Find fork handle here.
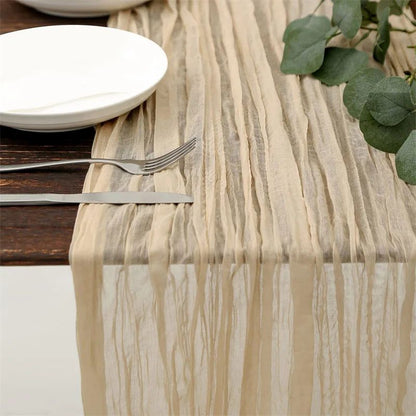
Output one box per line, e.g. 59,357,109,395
0,158,117,172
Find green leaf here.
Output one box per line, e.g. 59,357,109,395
366,77,415,126
378,0,410,15
313,47,369,86
332,0,362,39
281,15,334,75
373,7,390,64
359,103,415,153
361,1,378,25
343,68,385,118
396,130,416,185
410,82,416,106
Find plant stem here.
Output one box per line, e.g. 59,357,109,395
312,0,325,14
403,12,416,26
352,31,371,47
391,27,416,33
407,69,416,85
327,31,342,41
360,26,416,34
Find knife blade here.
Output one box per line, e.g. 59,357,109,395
0,192,193,206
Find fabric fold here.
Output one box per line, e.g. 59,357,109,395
70,1,416,414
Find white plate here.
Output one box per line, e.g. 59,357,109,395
0,25,167,132
15,0,150,17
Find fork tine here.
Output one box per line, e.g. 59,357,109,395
143,138,196,168
143,142,196,173
143,138,196,167
144,140,196,169
143,140,196,173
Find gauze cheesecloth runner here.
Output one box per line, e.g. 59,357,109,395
70,0,416,414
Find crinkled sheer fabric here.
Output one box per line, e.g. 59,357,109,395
70,0,416,414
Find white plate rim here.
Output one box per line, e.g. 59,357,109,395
0,25,168,131
15,0,150,16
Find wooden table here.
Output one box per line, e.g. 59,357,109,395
0,0,107,265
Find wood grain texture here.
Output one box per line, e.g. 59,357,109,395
0,1,107,265
0,127,96,264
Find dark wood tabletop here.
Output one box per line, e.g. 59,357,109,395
0,0,107,265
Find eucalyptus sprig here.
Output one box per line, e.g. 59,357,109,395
281,0,416,185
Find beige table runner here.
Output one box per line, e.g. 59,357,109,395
70,0,416,414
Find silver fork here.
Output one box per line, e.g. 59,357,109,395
0,137,197,175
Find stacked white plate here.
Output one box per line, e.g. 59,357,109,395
0,25,168,132
15,0,150,17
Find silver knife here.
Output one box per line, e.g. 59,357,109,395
0,192,193,206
